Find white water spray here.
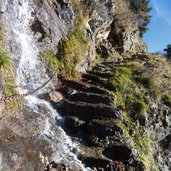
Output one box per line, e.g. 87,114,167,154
8,0,90,170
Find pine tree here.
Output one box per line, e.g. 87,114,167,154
164,44,171,60
130,0,151,37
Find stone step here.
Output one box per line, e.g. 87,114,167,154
63,116,86,138
56,100,121,121
93,65,112,73
78,146,112,169
85,120,123,137
87,70,114,79
86,133,122,147
59,77,110,95
82,74,108,85
102,145,133,161
57,87,114,105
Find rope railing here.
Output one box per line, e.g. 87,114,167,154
0,70,58,103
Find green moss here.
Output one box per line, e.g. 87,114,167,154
109,67,134,91
0,25,19,113
137,135,150,154
57,27,88,78
41,51,60,71
41,27,88,79
126,94,147,113
71,0,85,26
0,51,12,72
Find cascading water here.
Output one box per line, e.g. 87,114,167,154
6,0,90,170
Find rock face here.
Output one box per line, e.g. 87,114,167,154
108,0,147,53
109,20,147,53
1,0,75,55
80,0,115,60
31,0,75,52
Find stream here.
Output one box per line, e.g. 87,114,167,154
5,0,89,170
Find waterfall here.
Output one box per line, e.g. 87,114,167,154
7,0,90,170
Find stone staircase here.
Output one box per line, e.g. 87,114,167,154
49,60,140,171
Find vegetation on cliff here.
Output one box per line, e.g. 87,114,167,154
0,25,16,97
0,25,19,112
107,53,171,170
130,0,152,37
115,0,151,38
41,27,88,79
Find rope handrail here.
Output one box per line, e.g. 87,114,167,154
0,70,58,103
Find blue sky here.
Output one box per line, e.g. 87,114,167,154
143,0,171,53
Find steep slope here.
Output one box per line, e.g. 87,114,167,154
0,0,170,171
48,53,171,171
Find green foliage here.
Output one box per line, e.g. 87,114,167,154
108,54,167,171
3,79,17,96
0,26,17,100
137,135,150,153
71,0,85,26
41,51,59,71
42,27,88,79
126,94,146,113
131,0,151,13
109,67,133,91
108,66,148,116
5,99,23,114
57,27,88,78
0,51,12,72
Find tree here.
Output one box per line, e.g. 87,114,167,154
164,44,171,60
130,0,152,37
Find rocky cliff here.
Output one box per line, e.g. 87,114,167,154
0,0,170,171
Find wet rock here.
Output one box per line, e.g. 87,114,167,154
45,162,74,171
63,116,86,137
48,91,63,103
160,134,171,149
